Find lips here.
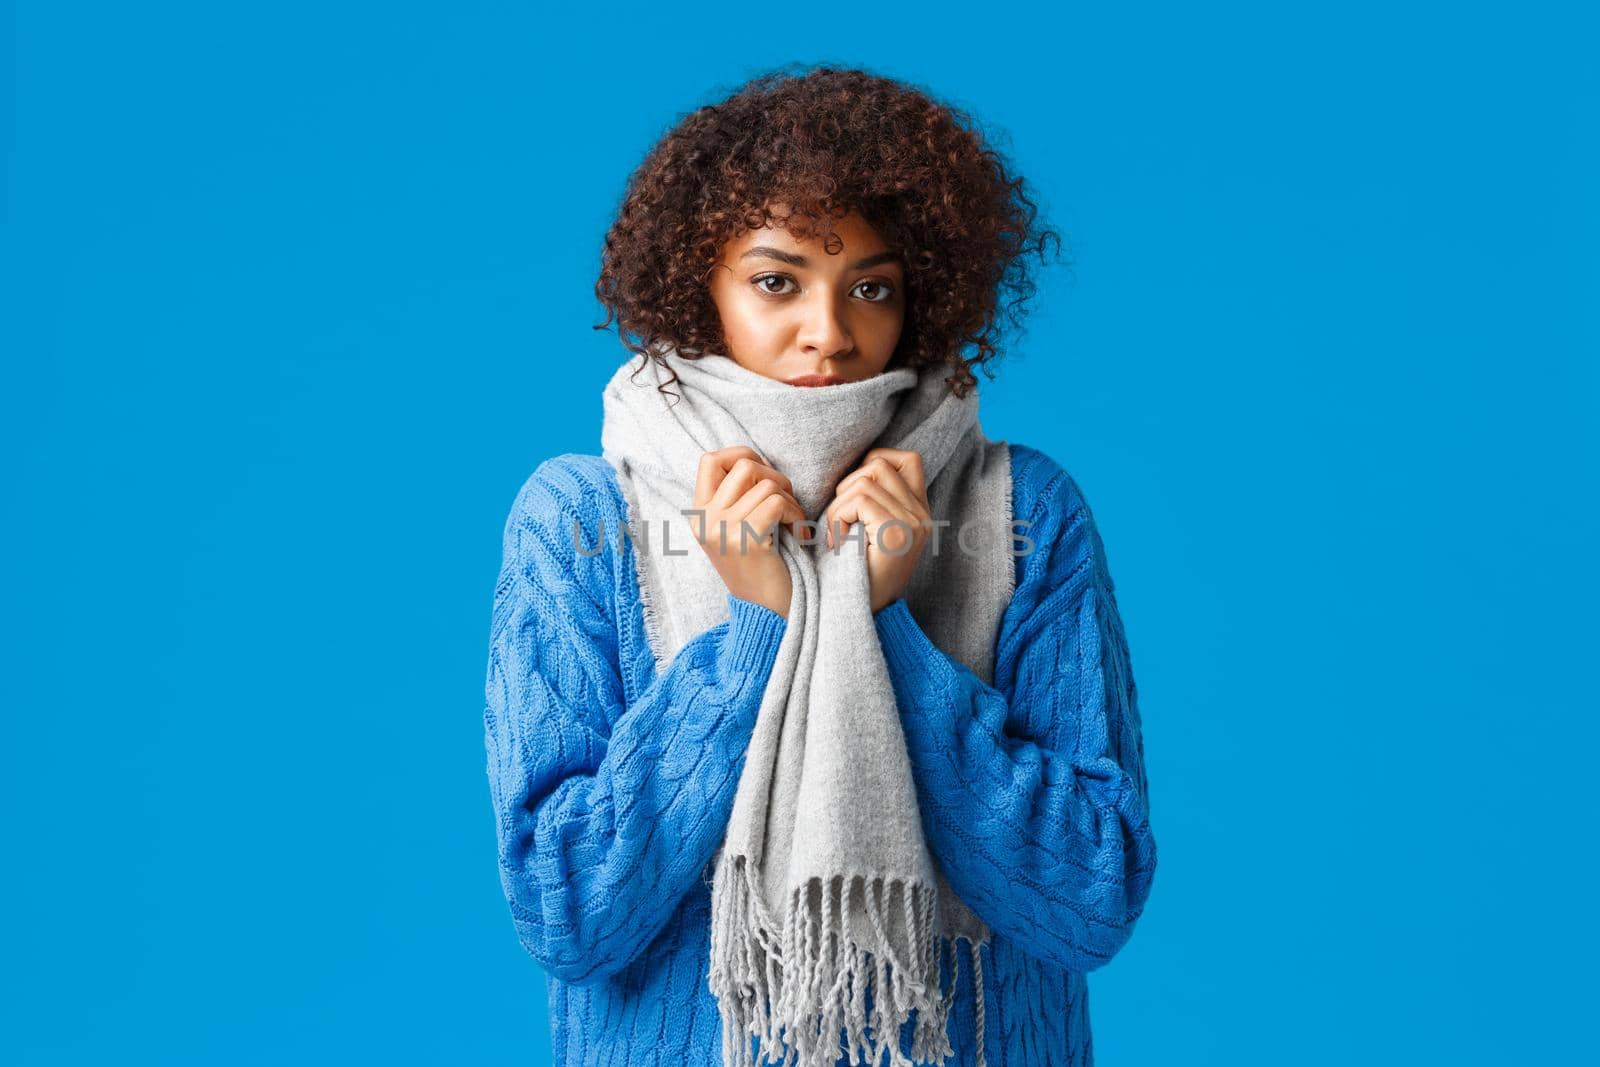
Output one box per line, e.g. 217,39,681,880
786,374,847,387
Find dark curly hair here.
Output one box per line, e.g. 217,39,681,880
593,63,1067,399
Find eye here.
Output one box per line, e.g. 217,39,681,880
853,279,896,303
751,273,797,296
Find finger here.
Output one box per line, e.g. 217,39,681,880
825,499,891,553
713,455,801,513
695,446,767,507
860,447,929,506
750,462,795,497
841,479,911,544
743,463,796,505
836,454,913,502
731,479,805,536
710,456,780,511
744,493,802,547
729,477,798,525
823,499,858,550
825,482,904,550
709,456,763,512
838,457,923,516
702,474,774,550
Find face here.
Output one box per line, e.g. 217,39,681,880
707,207,906,387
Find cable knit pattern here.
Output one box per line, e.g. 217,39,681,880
483,444,1156,1066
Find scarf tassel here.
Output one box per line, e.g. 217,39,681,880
711,855,989,1067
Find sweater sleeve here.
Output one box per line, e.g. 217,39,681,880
872,455,1156,973
483,459,788,985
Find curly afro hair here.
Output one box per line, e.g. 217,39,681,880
593,63,1066,399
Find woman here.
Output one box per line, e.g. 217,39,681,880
483,65,1157,1067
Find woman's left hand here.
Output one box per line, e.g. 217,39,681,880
823,447,933,614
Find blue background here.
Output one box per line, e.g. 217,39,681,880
5,3,1595,1064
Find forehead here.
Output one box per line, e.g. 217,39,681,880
724,212,891,257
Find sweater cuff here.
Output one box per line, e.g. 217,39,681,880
724,593,789,677
873,597,947,679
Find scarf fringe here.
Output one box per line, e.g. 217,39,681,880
612,469,669,664
710,853,988,1067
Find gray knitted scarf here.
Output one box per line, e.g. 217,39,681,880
600,347,1015,1067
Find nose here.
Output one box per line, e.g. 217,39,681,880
795,290,854,361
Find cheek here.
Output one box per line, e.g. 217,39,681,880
717,292,788,348
856,306,905,364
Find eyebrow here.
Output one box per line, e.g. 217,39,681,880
738,246,904,270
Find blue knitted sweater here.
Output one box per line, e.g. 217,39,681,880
482,443,1157,1067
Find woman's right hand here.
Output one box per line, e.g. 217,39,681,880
691,446,804,619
